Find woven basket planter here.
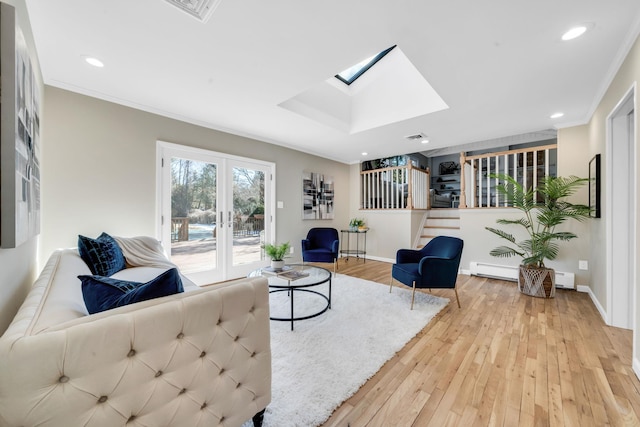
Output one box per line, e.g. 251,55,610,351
518,265,555,298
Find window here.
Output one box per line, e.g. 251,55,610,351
335,45,396,85
158,141,275,284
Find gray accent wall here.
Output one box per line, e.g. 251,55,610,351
40,86,351,269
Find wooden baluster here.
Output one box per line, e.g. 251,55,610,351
545,148,550,178
533,149,538,194
503,154,508,207
407,164,413,209
360,172,364,209
459,152,467,209
471,159,476,208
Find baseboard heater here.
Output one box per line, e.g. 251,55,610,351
469,262,575,289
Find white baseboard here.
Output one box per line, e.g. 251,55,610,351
352,257,473,276
634,358,640,381
343,254,394,264
577,284,608,324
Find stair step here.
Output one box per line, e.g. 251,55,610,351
427,216,460,220
421,232,460,238
418,210,461,249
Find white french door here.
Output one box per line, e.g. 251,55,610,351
157,141,275,285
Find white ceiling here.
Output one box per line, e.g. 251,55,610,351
25,0,640,164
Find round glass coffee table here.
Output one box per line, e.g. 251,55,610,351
248,264,331,330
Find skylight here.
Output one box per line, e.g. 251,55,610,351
335,45,396,85
279,45,449,135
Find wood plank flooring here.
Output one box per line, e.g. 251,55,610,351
315,258,640,427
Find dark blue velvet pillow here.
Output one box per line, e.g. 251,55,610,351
78,233,126,276
79,268,184,314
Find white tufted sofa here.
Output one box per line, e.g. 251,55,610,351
0,247,271,427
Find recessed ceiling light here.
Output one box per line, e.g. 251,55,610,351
82,55,104,68
421,138,430,144
361,152,368,156
550,112,564,119
562,25,588,41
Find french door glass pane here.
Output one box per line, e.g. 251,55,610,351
170,157,218,274
232,167,265,266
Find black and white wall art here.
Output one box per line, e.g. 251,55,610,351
1,4,41,248
302,172,334,220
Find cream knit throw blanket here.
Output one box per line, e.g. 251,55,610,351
113,236,176,269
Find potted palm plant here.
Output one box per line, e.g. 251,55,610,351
485,174,591,298
263,241,290,271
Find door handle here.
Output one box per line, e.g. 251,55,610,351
228,211,232,228
219,211,224,226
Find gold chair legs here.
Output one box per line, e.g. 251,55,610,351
390,276,461,310
411,281,417,310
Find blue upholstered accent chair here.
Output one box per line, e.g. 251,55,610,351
302,228,339,273
390,236,464,309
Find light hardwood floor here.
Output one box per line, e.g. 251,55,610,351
317,258,640,427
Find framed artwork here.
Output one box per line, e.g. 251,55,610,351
1,3,42,248
589,154,601,218
439,161,458,175
302,172,334,220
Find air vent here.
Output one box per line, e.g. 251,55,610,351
405,133,427,141
405,133,429,143
164,0,222,22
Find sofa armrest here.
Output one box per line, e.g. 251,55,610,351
0,277,271,427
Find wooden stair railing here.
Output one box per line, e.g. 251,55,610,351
360,165,430,210
459,144,557,209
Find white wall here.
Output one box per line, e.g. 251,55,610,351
559,32,640,370
555,125,594,289
559,34,640,308
40,87,351,269
0,0,43,333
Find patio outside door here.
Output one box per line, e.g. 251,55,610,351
158,142,275,285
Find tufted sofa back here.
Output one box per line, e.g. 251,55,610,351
0,249,271,427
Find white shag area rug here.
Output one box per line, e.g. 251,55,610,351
243,274,448,427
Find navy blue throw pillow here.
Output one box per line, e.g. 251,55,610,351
78,233,126,276
79,268,184,314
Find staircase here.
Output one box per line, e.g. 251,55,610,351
418,209,460,248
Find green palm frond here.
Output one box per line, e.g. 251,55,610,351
489,246,525,258
486,172,591,268
549,231,578,241
495,218,531,229
485,227,517,243
491,173,536,212
541,175,589,201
